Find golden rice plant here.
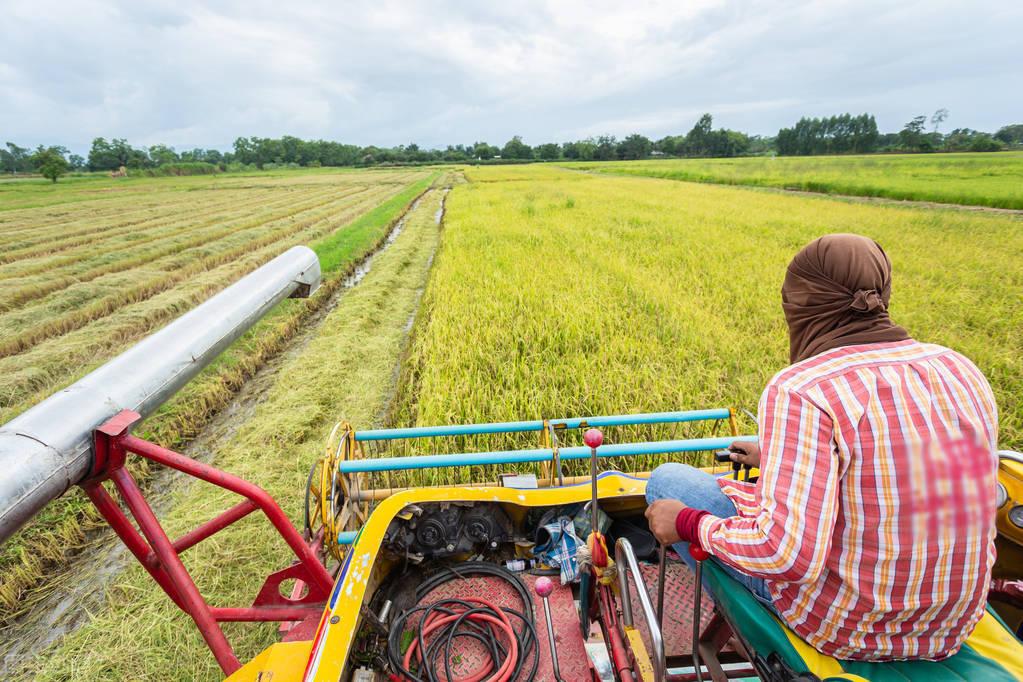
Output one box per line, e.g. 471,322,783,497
390,164,1021,489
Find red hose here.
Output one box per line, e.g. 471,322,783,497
402,597,519,682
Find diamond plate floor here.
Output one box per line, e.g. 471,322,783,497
413,572,590,681
627,556,718,659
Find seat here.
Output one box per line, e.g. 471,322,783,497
701,560,1023,681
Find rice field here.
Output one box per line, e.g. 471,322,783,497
4,159,1023,679
390,164,1022,481
0,168,436,616
561,151,1023,209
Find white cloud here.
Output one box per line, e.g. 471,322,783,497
0,0,1020,153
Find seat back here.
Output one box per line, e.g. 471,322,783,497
701,560,1023,681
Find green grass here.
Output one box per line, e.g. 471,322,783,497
561,152,1023,209
0,170,436,619
17,183,449,681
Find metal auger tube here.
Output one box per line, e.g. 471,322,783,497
0,245,321,544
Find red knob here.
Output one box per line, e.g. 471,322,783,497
689,544,710,562
535,576,554,598
583,428,603,449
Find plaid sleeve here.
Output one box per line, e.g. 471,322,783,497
698,383,839,584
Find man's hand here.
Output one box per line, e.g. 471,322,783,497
645,499,685,545
729,440,761,468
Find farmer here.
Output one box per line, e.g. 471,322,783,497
645,233,998,661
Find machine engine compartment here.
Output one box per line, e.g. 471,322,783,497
348,497,721,682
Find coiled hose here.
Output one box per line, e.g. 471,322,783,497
386,563,539,682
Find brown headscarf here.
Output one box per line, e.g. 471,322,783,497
782,233,910,363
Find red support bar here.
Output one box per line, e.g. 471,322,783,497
173,500,258,555
81,481,183,607
211,606,320,622
82,411,334,676
119,433,333,596
110,466,242,674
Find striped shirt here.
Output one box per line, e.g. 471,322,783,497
698,339,999,661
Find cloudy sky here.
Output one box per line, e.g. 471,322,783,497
2,0,1020,153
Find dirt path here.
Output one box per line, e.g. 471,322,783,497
0,185,449,679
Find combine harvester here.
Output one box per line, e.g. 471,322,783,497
1,247,1022,682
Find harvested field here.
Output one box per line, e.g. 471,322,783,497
12,182,451,681
0,168,436,618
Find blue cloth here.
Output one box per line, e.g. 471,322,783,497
645,463,777,613
534,515,582,584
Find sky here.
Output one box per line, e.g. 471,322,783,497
2,0,1021,154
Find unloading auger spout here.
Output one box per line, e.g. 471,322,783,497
0,245,321,545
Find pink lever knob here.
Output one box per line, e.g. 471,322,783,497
583,428,603,449
534,576,554,598
689,544,710,562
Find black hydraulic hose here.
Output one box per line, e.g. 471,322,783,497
386,563,539,681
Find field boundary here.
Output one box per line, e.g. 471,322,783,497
560,161,1023,212
754,185,1023,216
0,173,438,621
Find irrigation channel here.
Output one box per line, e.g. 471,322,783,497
0,186,450,676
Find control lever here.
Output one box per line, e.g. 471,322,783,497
715,447,752,481
689,543,711,682
584,428,604,535
656,544,667,628
535,577,566,682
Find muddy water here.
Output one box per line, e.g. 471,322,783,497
0,188,443,676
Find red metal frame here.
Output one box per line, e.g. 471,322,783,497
82,410,333,675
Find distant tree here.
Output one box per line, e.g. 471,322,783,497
968,134,1003,152
68,153,86,170
776,114,877,155
501,136,533,160
684,114,714,156
994,124,1023,146
746,135,775,155
233,137,256,165
876,132,901,151
2,142,31,173
472,141,497,160
537,143,560,160
593,135,617,160
562,139,597,160
32,146,69,182
617,134,652,160
148,144,179,166
443,145,470,162
88,137,148,170
280,135,302,164
899,116,930,151
930,108,949,133
654,135,684,156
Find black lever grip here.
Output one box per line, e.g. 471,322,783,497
714,449,734,463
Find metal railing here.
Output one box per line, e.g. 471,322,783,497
0,246,321,544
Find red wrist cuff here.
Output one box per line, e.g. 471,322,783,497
675,507,710,545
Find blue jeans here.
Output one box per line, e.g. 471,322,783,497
645,463,777,613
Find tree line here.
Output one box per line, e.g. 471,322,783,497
5,111,1022,182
